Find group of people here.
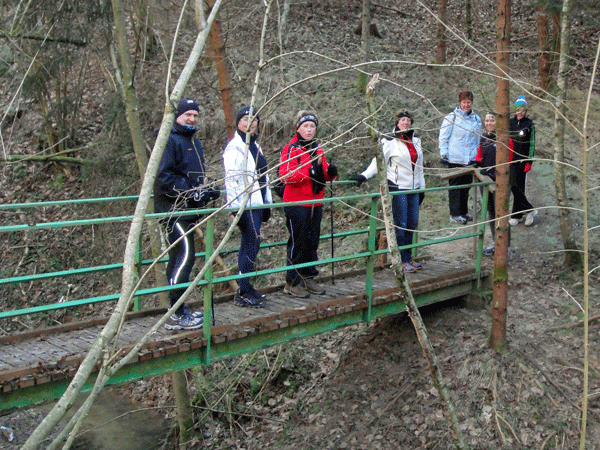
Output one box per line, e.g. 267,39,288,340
154,92,537,330
154,100,337,330
440,91,537,256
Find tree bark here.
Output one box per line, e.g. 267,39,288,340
553,0,581,267
202,0,235,140
487,0,511,352
357,0,371,93
537,9,551,90
436,0,447,64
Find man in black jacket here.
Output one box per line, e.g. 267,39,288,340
154,98,220,330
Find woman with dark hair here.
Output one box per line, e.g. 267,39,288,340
279,111,338,298
223,106,272,308
352,110,426,273
439,91,482,225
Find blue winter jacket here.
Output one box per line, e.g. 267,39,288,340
154,121,207,219
438,107,482,165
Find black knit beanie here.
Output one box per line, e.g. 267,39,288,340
177,98,200,118
296,114,318,129
236,106,260,127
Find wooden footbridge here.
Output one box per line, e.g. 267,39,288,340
0,181,492,412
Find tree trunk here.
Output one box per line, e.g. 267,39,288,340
537,9,551,90
203,0,235,140
488,0,511,352
133,0,159,59
172,371,194,445
364,75,466,450
465,0,472,40
553,0,581,267
357,0,371,93
436,0,447,64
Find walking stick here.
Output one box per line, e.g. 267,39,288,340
330,179,335,285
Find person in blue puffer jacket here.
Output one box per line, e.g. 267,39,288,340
154,97,220,331
439,91,482,225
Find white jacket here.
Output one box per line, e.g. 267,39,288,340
223,132,273,209
360,134,425,190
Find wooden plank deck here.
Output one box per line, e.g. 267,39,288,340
0,260,486,408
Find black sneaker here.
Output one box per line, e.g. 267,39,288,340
165,311,203,330
248,286,266,301
234,289,265,308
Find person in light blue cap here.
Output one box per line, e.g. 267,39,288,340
509,95,537,226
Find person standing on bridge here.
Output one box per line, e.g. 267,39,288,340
439,90,481,225
223,106,272,308
509,95,537,227
154,97,220,331
351,110,425,273
279,111,338,298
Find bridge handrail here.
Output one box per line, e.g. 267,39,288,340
0,177,492,321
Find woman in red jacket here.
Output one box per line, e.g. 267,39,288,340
279,111,338,298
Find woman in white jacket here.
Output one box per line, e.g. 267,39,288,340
352,110,426,273
223,106,272,307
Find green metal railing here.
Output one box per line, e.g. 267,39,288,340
0,180,492,323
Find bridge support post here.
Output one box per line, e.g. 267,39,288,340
364,196,377,322
202,216,215,364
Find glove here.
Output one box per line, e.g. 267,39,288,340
262,208,271,223
440,157,450,167
327,165,338,178
208,185,221,201
473,160,482,168
467,160,477,167
192,186,212,204
419,192,425,205
350,175,367,187
524,163,532,173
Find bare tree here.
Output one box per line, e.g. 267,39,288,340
365,75,466,450
553,0,582,267
21,2,226,448
487,0,511,352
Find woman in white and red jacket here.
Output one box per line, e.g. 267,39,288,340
279,111,338,298
352,110,425,273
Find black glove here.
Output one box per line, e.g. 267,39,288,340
208,185,221,201
440,157,450,167
467,160,477,167
192,186,212,205
473,160,482,168
262,208,271,223
327,165,338,178
350,175,367,187
419,192,425,205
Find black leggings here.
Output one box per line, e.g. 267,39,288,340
284,205,322,286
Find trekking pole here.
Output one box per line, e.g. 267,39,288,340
330,179,335,285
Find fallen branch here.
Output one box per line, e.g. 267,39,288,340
0,155,95,165
546,313,600,331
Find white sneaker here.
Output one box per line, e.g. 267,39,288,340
524,210,538,226
508,218,521,226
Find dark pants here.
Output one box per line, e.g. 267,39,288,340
284,205,322,286
390,189,420,264
448,170,473,217
236,209,262,294
164,218,197,314
510,162,534,219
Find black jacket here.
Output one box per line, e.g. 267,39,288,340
154,121,207,219
509,116,535,161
